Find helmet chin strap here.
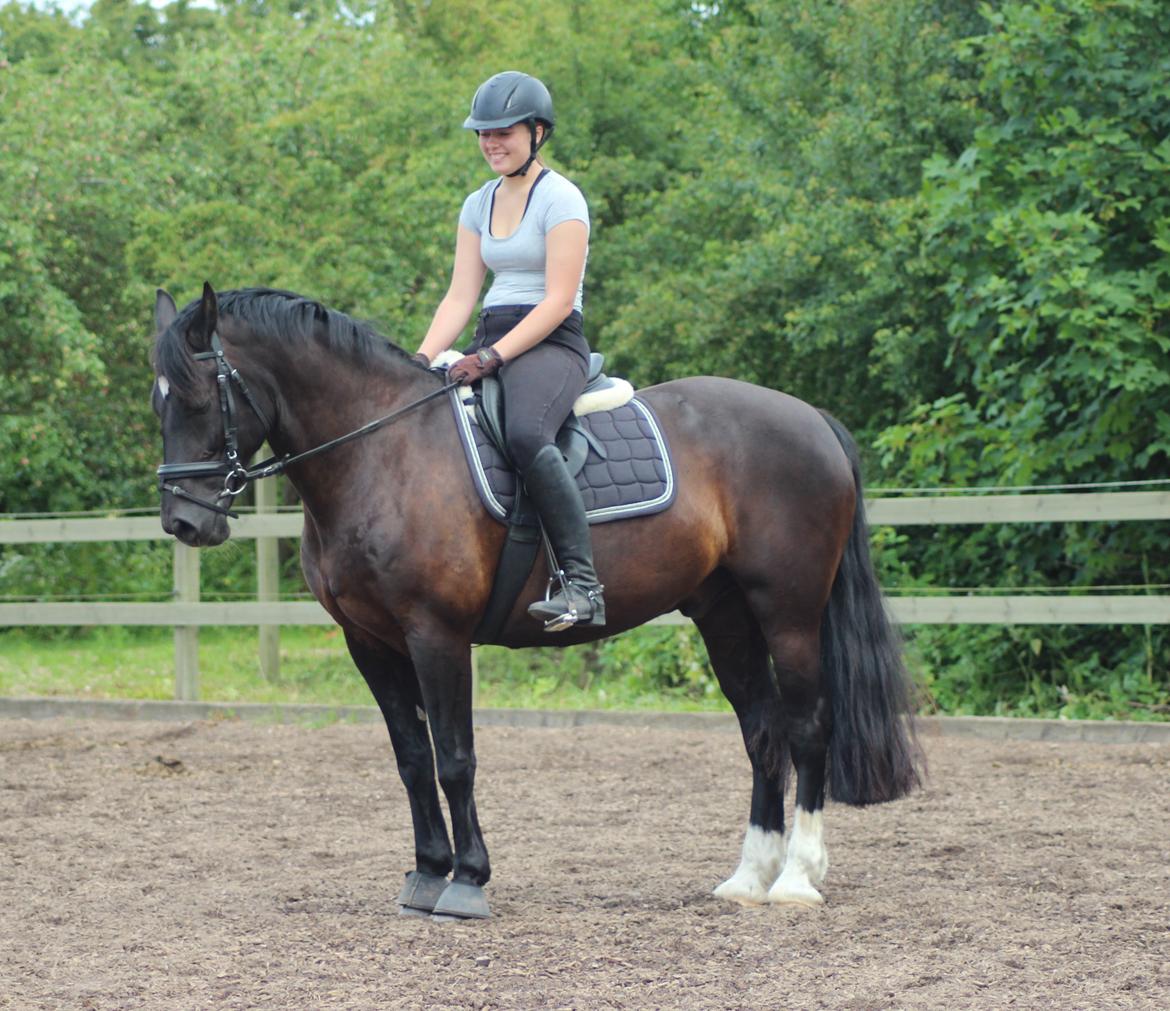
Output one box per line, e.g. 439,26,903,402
507,121,549,178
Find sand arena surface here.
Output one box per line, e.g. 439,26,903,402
1,717,1167,1010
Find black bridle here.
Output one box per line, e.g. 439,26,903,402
157,332,454,519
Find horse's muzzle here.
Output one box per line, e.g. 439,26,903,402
160,485,232,547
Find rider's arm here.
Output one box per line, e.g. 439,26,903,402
416,225,487,363
485,219,588,362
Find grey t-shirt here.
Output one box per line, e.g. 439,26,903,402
459,169,590,312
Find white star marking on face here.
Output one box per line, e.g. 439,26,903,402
157,376,171,398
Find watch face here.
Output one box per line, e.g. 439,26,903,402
477,348,494,365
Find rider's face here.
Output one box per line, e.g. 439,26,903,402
477,123,540,175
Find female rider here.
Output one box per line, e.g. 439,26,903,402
414,71,605,631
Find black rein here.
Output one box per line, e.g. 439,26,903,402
157,332,455,519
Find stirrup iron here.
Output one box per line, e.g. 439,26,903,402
527,492,606,631
535,572,604,632
539,569,576,632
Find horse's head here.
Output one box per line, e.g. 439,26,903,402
152,283,271,546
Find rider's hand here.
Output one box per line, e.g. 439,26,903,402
410,352,432,368
448,347,505,386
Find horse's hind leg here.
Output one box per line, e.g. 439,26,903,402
755,617,831,906
343,630,454,913
693,591,788,905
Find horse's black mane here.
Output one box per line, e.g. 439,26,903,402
154,287,423,404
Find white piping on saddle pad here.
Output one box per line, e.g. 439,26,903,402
430,350,634,417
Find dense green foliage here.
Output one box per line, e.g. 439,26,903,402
877,0,1170,716
1,0,1167,717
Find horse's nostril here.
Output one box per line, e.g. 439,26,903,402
171,518,199,545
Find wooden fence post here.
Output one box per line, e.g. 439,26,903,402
173,541,200,700
254,458,280,682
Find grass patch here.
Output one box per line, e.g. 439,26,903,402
7,625,1162,721
0,626,732,713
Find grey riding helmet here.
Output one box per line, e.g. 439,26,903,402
464,71,555,176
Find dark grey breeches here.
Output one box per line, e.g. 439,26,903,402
470,306,589,473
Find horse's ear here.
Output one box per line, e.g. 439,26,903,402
186,281,219,351
154,288,178,332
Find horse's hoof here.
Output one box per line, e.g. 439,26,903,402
766,873,824,907
713,873,768,906
397,870,449,914
398,904,431,918
431,880,491,920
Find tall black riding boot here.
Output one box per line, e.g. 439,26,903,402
523,444,606,631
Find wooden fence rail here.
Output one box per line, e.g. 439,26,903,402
2,489,1168,700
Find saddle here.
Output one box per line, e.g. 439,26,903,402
476,352,615,497
434,351,676,642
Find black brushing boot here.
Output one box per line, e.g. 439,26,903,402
523,444,606,631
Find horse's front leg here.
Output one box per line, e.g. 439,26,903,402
407,631,491,919
343,630,453,916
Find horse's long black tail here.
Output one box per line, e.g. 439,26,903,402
819,411,924,805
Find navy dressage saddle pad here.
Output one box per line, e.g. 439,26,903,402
448,389,676,525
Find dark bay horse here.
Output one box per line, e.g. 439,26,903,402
151,284,921,919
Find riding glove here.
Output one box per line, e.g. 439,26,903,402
449,347,505,385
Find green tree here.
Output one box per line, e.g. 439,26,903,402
0,7,166,511
595,0,984,439
876,0,1170,714
883,0,1170,486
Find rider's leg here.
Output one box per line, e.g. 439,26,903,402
522,444,606,629
498,345,604,630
